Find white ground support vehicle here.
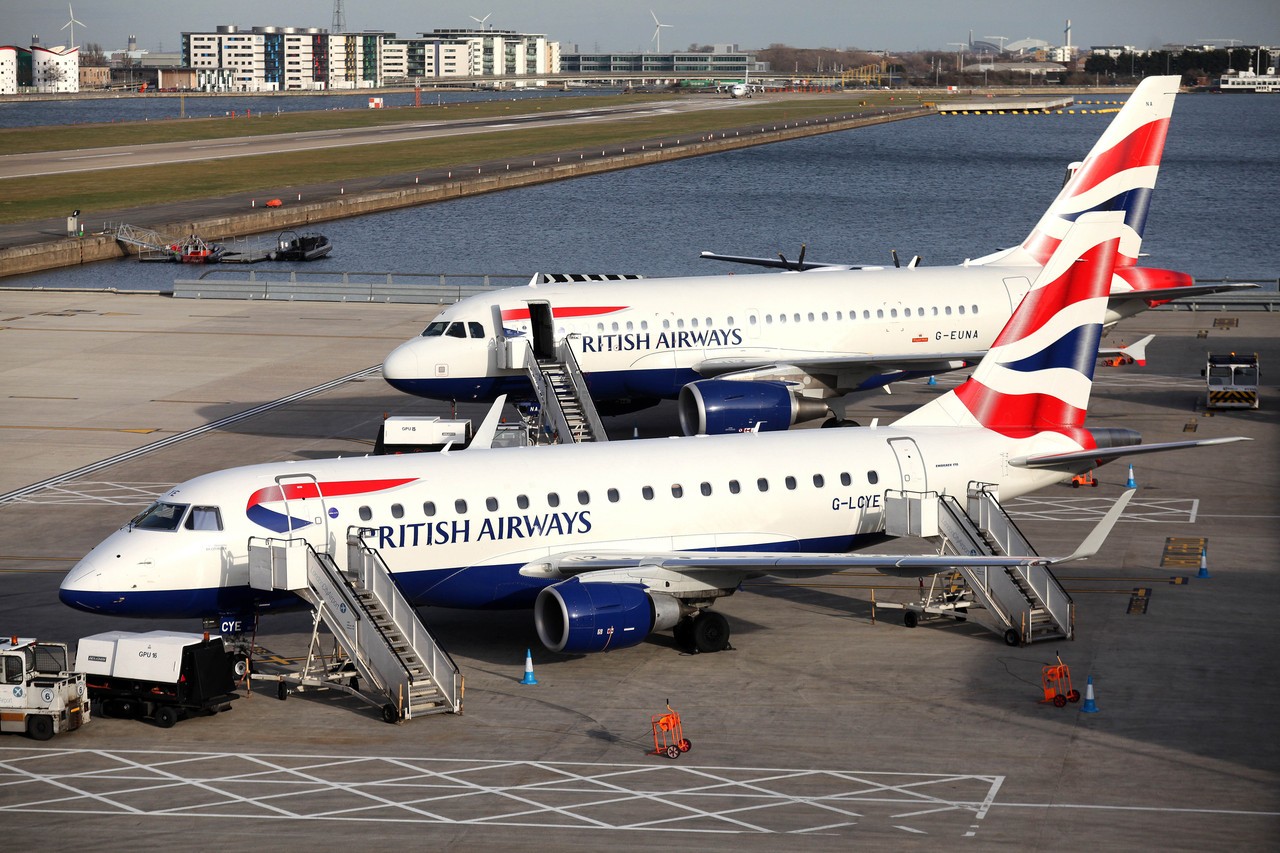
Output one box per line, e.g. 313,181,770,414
1,637,91,741
77,631,237,728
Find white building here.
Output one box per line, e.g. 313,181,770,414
32,45,79,93
181,25,559,91
0,45,19,94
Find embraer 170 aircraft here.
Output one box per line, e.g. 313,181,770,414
60,213,1244,655
382,75,1250,435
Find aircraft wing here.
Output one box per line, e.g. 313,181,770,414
698,250,858,272
1010,437,1252,471
694,350,986,380
520,491,1133,584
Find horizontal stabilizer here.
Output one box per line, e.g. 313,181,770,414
1010,436,1251,470
1107,281,1259,303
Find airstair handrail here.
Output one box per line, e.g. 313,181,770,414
348,530,461,713
556,338,610,442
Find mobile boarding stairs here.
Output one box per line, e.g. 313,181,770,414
879,485,1073,646
496,273,644,445
247,529,461,722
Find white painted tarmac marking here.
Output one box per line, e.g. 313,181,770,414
1006,495,1197,523
9,482,173,506
0,748,1002,836
58,152,131,161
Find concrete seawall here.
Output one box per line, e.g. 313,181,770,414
0,107,930,279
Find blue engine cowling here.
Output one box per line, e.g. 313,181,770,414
677,379,831,435
534,577,680,654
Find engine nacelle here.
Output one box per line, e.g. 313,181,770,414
1087,427,1142,450
677,379,830,435
534,578,681,654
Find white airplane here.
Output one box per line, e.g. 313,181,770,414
729,69,751,98
60,213,1245,655
381,75,1251,434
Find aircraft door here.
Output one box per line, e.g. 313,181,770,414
1002,277,1032,314
887,437,927,492
276,474,332,554
493,303,527,370
527,300,557,361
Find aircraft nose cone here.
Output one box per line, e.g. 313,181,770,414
59,553,108,612
383,340,432,395
383,340,420,381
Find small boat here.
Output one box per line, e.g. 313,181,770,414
170,235,225,264
269,230,333,262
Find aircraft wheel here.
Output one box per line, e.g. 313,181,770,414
154,706,179,729
692,611,730,653
27,715,54,741
231,653,250,679
903,610,919,629
1004,629,1021,647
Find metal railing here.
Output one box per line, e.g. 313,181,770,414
348,530,461,715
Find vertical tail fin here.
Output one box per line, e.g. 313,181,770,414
897,212,1125,436
981,75,1180,269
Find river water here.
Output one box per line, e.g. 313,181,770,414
3,91,1277,289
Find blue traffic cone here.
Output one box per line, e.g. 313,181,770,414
1080,675,1100,713
1125,464,1137,488
520,648,538,685
927,375,937,386
1198,547,1211,579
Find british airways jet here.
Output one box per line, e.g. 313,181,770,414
60,213,1244,655
381,76,1249,434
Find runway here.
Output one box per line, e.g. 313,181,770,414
0,100,748,181
1,290,1277,849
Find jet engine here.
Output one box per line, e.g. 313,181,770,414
534,577,681,654
1086,427,1142,450
677,379,831,436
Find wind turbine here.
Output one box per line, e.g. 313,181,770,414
470,12,492,31
650,10,672,54
61,3,85,50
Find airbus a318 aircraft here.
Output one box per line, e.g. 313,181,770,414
381,75,1250,435
60,213,1244,656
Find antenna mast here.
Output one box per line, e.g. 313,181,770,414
332,0,346,34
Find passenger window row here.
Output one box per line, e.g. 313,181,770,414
356,470,881,521
579,304,982,333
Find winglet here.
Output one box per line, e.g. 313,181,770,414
1051,489,1135,564
468,394,509,450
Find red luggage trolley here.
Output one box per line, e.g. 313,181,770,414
651,702,692,759
1041,654,1082,707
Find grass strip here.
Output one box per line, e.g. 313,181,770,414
0,95,917,224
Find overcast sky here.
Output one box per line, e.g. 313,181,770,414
8,1,1279,55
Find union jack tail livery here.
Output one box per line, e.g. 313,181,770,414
984,75,1179,270
898,211,1123,438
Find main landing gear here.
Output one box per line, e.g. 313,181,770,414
673,610,732,654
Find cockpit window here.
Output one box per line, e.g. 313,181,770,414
445,323,466,338
185,506,223,531
131,501,189,531
422,321,449,337
468,322,485,338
